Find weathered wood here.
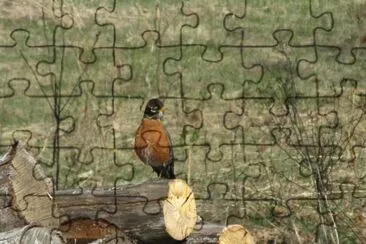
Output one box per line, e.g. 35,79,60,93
54,181,226,243
0,207,26,232
0,224,66,243
87,234,138,244
55,179,170,223
54,182,285,243
0,141,283,243
0,145,26,232
54,182,267,243
0,141,59,227
55,179,173,242
187,222,223,243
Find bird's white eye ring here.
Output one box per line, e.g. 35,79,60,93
149,106,158,113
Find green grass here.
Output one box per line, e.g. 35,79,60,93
1,0,366,242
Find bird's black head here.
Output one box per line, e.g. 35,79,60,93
144,98,165,119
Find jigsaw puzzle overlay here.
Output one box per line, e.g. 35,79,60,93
1,0,366,243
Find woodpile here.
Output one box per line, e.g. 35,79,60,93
0,140,278,243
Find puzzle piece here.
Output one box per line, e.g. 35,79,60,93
97,97,154,181
54,1,114,63
165,44,260,99
314,80,365,198
160,98,201,162
311,0,366,61
39,147,135,190
0,163,27,232
188,144,240,223
225,98,278,145
184,84,242,161
318,79,366,164
185,143,263,225
180,0,245,59
348,146,366,185
185,145,233,198
240,30,319,111
0,0,72,46
298,46,366,96
37,47,123,96
0,30,55,96
281,194,359,243
224,95,335,193
270,97,338,147
97,97,144,148
0,80,54,149
224,0,332,46
113,31,181,98
96,0,191,46
235,145,311,214
58,81,113,163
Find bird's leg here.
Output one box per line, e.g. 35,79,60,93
150,169,161,182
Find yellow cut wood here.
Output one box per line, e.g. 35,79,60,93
163,179,197,240
218,224,255,244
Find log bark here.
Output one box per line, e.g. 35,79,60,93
55,179,174,242
53,182,254,244
0,141,282,243
0,144,26,232
0,141,59,227
0,224,66,243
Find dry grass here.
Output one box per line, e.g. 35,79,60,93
1,0,366,242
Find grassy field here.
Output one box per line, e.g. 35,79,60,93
1,0,366,243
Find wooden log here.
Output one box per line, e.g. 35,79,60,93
0,141,282,243
0,143,26,232
0,207,26,232
54,182,250,244
0,141,59,227
55,179,175,242
0,224,66,243
87,233,138,244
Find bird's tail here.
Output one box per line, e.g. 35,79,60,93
153,163,176,179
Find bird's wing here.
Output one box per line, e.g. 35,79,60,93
163,125,174,165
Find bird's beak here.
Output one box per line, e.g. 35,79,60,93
160,107,167,113
159,107,166,118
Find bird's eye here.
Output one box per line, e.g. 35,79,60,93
150,106,158,113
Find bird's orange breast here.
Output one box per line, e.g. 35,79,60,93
134,119,171,167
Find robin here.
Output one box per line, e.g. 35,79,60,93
134,98,176,179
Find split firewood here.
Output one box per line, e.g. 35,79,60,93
163,179,197,240
218,224,256,244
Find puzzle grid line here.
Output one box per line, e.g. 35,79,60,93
0,0,366,242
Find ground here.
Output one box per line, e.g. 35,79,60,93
0,0,366,243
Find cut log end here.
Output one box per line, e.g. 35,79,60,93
1,140,59,228
0,140,18,167
218,224,256,244
163,179,197,241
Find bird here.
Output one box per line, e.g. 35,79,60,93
134,98,176,179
